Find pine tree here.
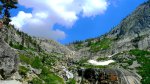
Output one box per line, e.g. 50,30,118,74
0,0,18,25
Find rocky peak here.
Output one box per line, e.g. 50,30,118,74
108,1,150,40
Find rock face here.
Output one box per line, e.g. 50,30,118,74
39,39,74,55
108,1,150,39
78,68,141,84
0,29,18,79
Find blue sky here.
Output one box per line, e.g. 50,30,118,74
10,0,147,44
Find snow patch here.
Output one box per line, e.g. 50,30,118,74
88,60,115,66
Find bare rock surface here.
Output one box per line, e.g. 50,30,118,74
0,29,18,79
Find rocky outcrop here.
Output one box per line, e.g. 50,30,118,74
0,28,18,79
78,68,141,84
108,1,150,39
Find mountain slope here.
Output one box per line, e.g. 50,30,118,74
0,1,150,84
0,26,75,83
68,0,150,58
67,1,150,84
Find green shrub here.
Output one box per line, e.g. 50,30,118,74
29,78,43,84
39,66,64,84
42,73,64,84
125,60,133,65
31,56,42,69
129,49,150,56
42,55,56,67
41,66,50,75
129,49,150,84
9,42,26,50
19,66,29,76
90,38,112,52
20,54,43,69
96,57,109,61
19,54,31,64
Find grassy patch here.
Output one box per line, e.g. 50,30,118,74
29,77,43,84
19,54,32,64
19,66,29,76
31,56,42,69
90,38,112,52
19,54,43,69
129,49,150,84
96,57,109,61
39,67,64,84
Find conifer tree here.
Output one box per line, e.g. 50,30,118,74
0,0,18,25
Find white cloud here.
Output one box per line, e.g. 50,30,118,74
11,0,109,40
82,0,108,17
11,11,32,29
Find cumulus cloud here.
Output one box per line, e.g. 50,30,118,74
11,0,109,40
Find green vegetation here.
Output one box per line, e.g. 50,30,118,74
29,77,43,84
109,62,117,66
0,0,18,25
72,40,84,50
77,57,89,65
19,53,57,68
19,66,29,76
74,43,83,50
19,54,32,64
19,51,65,84
6,29,42,52
96,57,109,61
129,49,150,56
40,73,64,84
66,78,76,84
31,56,42,69
124,60,133,65
90,38,112,52
112,51,136,67
39,67,64,84
9,42,26,50
42,54,57,67
9,41,37,51
129,49,150,84
30,70,65,84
